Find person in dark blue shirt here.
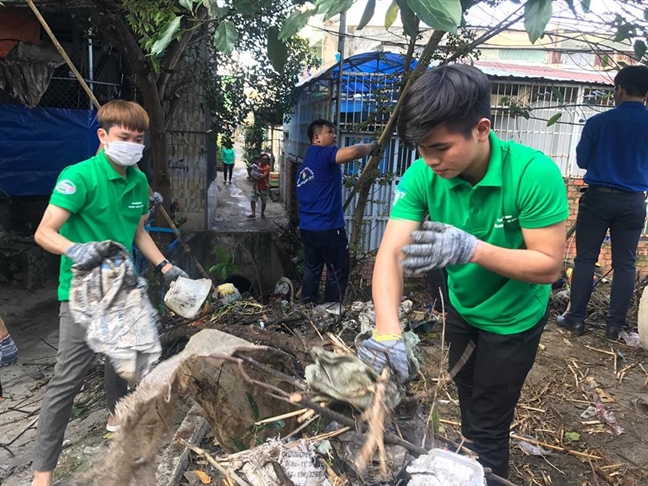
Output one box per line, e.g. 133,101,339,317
558,65,648,339
297,119,381,304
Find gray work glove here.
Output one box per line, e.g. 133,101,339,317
162,265,189,285
402,222,479,274
65,242,108,270
369,141,383,157
357,335,410,384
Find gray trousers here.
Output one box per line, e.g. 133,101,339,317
32,302,128,472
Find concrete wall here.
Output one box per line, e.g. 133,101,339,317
172,230,297,296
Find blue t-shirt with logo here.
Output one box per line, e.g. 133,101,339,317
296,145,345,231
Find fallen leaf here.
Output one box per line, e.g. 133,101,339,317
193,470,211,484
564,431,581,442
103,432,116,440
595,388,616,403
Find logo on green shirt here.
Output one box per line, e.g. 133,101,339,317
55,180,77,195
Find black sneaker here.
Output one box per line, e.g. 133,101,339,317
556,315,585,336
605,326,622,340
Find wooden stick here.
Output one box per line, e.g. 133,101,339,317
180,439,251,486
584,345,616,356
510,434,602,460
255,408,309,425
26,0,101,110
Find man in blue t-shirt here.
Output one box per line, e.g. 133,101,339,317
558,65,648,339
296,119,381,304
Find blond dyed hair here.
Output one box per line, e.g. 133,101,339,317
97,100,149,133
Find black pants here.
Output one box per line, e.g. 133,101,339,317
446,306,547,481
300,228,350,304
223,164,233,182
426,268,449,311
567,189,646,328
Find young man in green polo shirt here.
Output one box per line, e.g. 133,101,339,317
358,65,568,482
31,100,187,486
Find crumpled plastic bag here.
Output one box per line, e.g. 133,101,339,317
305,347,403,410
69,241,161,381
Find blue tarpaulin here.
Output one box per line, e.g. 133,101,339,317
297,51,418,93
0,104,99,196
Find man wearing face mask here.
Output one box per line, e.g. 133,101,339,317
31,100,187,486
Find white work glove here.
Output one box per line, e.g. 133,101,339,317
402,222,479,274
162,265,189,285
66,242,109,270
357,333,410,384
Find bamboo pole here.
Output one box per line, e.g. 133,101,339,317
25,0,212,282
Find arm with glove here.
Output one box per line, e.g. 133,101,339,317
335,140,383,165
133,214,188,282
357,219,420,385
402,221,565,285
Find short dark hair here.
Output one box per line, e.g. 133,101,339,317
97,99,149,133
397,64,492,144
307,119,335,143
615,65,648,98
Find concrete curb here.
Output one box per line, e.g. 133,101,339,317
156,403,208,486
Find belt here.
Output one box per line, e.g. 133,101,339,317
588,185,645,195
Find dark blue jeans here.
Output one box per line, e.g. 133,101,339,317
567,188,646,328
300,228,350,304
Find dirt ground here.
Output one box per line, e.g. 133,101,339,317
424,314,648,486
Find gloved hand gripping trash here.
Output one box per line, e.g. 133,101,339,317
69,240,162,381
402,221,479,274
356,332,410,385
163,265,189,285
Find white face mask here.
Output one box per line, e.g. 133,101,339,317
104,140,145,167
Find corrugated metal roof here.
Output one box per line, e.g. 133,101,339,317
474,60,614,85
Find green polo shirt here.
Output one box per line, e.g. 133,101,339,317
49,150,149,301
390,132,568,334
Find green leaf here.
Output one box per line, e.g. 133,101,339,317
236,0,256,16
406,0,461,33
524,0,552,44
581,0,591,13
601,54,610,67
315,0,354,21
246,392,260,421
151,16,182,56
431,406,440,435
357,0,376,30
203,0,229,17
634,39,647,61
179,0,195,11
397,0,419,38
551,87,565,103
385,1,399,29
267,26,288,73
214,21,238,55
564,0,576,17
547,113,562,126
564,431,581,442
279,8,317,41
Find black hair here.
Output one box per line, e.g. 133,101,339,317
307,119,335,143
397,64,492,145
614,65,648,98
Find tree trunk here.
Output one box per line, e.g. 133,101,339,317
348,31,447,258
140,74,171,220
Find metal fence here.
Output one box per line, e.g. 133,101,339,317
285,74,619,252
